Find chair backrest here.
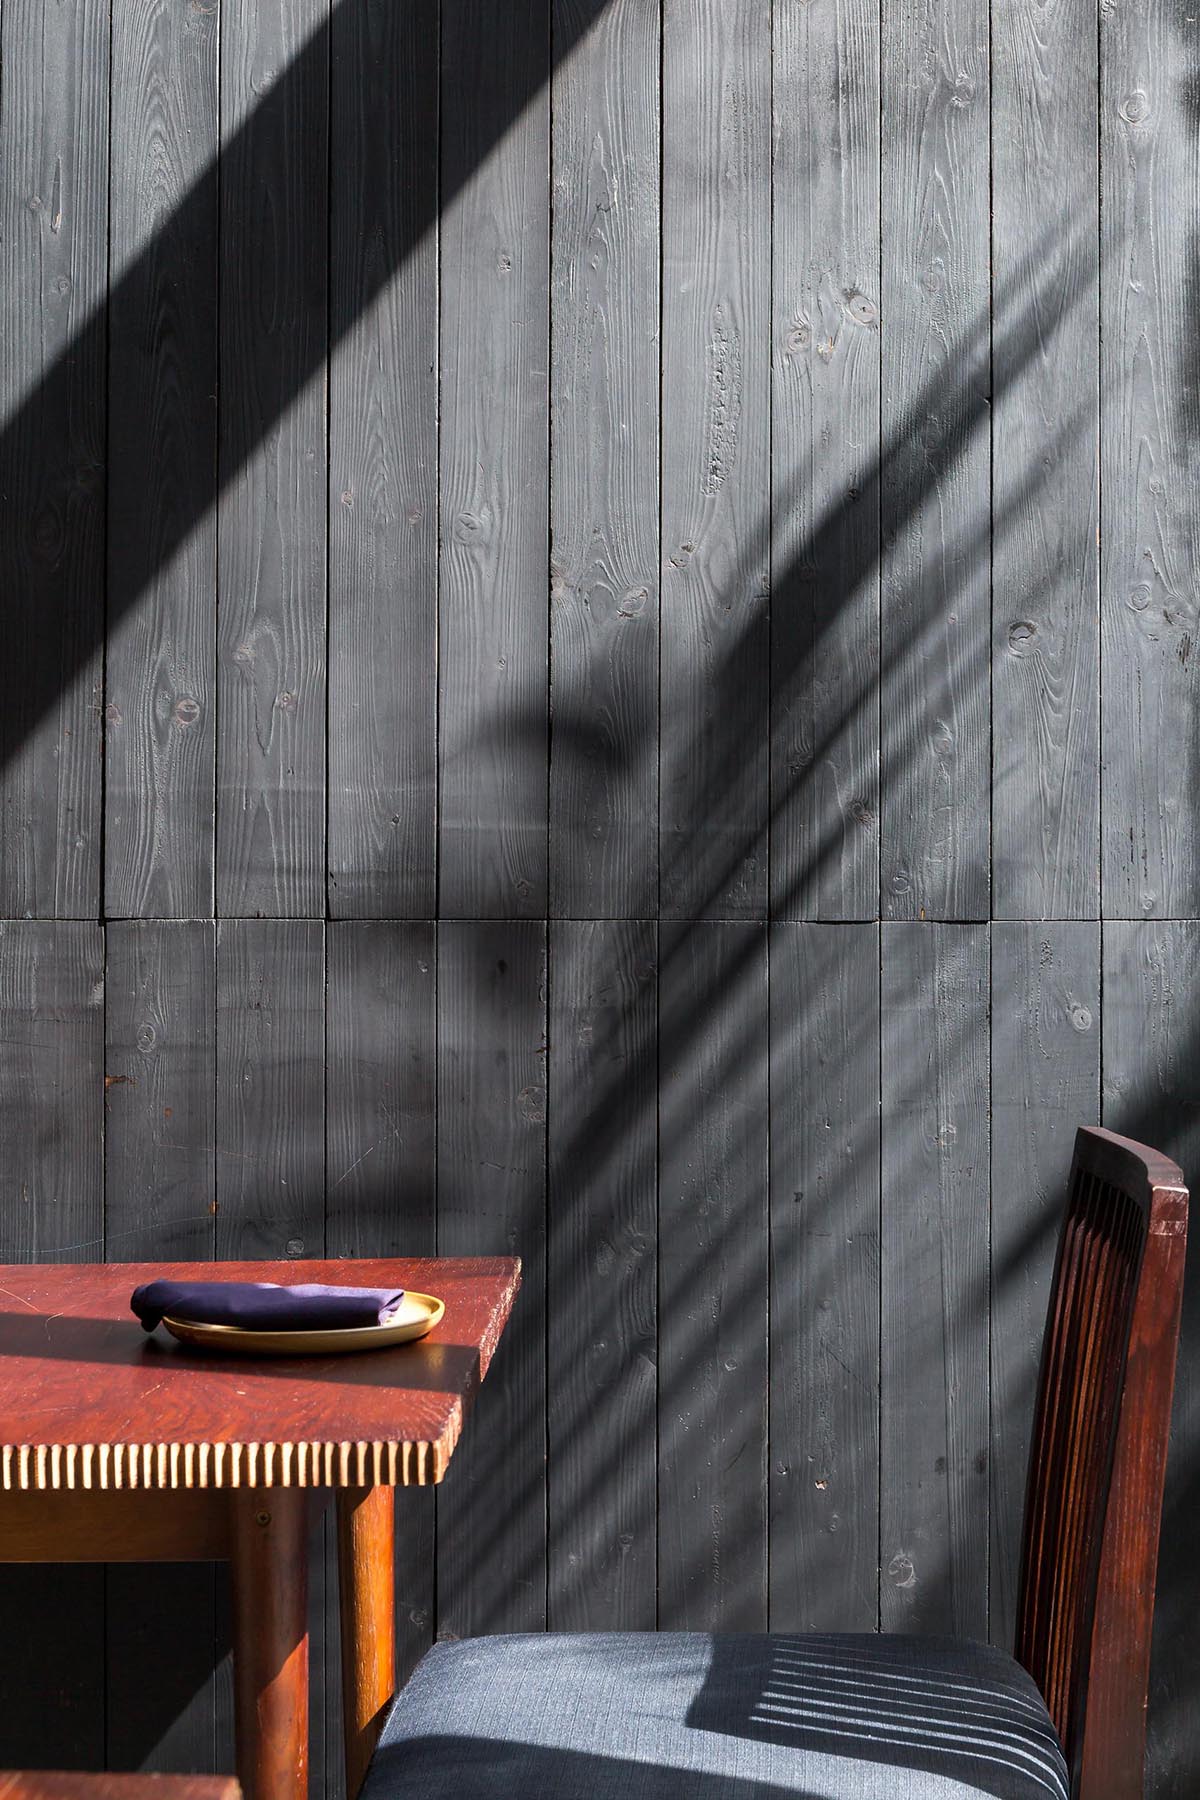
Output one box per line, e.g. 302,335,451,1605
1014,1126,1187,1798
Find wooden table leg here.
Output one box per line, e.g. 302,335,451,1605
230,1490,310,1800
336,1485,396,1800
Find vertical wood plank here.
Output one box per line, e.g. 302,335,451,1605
989,923,1099,1650
215,921,325,1260
215,919,326,1790
0,0,107,917
880,922,989,1637
771,0,880,922
547,920,657,1629
328,0,438,920
104,922,218,1774
769,922,880,1632
0,923,104,1261
659,0,770,920
436,921,547,1635
439,0,550,918
658,922,768,1629
1102,922,1200,1794
990,0,1098,921
879,0,990,920
327,922,436,1256
104,923,216,1263
327,922,437,1691
1100,3,1200,919
217,0,328,918
105,0,219,919
0,923,104,1766
550,0,660,917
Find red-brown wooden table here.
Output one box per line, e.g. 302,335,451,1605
0,1258,521,1800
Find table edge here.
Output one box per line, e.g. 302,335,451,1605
0,1434,454,1490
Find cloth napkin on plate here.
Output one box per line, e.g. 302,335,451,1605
131,1279,406,1333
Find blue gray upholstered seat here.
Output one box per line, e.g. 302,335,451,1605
361,1631,1069,1800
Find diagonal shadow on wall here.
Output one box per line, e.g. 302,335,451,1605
0,0,610,787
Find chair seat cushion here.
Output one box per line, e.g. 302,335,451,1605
362,1631,1069,1800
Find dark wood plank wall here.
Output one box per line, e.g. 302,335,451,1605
1,0,1198,1794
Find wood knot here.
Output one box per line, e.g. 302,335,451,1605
1120,89,1150,124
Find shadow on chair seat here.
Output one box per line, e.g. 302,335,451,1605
361,1632,1069,1800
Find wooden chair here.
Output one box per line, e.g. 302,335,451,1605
355,1126,1187,1800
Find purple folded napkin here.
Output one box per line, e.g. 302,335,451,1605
131,1279,405,1333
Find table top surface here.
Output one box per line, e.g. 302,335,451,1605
0,1257,520,1492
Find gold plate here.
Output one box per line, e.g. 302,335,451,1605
161,1292,445,1356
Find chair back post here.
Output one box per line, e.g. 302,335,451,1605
1014,1126,1187,1800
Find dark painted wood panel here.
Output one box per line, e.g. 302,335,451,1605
104,925,218,1775
104,923,216,1263
1102,922,1200,1797
771,0,880,922
547,920,657,1629
439,0,549,918
1100,3,1200,919
215,921,325,1260
989,923,1099,1651
991,0,1098,921
325,923,438,1748
0,924,104,1768
769,923,880,1632
215,919,327,1782
105,0,218,920
326,922,437,1257
0,0,107,918
550,0,660,917
880,923,989,1637
659,0,769,920
436,921,548,1634
216,0,328,918
327,0,438,920
0,923,104,1262
879,0,990,921
658,922,768,1629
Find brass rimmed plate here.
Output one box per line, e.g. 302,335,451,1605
160,1292,445,1356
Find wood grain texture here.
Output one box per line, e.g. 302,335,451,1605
0,926,105,1769
0,1779,238,1800
216,0,327,918
436,922,547,1635
989,924,1099,1652
229,1487,309,1800
326,922,437,1691
880,923,989,1637
104,924,216,1263
659,0,769,920
439,0,550,918
879,0,990,920
1100,1,1200,919
0,924,104,1262
990,0,1098,921
336,1487,395,1800
550,0,660,917
103,927,218,1776
326,924,436,1257
0,0,107,918
0,1257,520,1488
1102,923,1200,1796
771,0,880,922
768,923,880,1632
658,923,768,1629
327,0,438,920
547,920,657,1629
105,0,218,919
216,922,325,1261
